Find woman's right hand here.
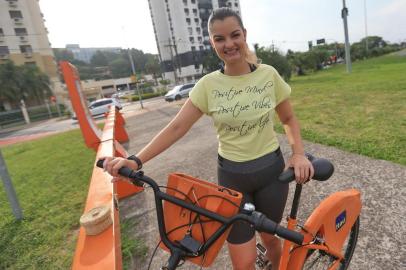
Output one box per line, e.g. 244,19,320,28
101,157,139,180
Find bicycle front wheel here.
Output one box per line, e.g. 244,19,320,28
302,217,360,270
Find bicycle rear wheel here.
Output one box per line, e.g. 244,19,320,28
302,217,359,270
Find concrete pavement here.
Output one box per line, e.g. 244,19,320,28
119,102,405,270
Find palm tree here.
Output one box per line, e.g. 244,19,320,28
0,61,51,108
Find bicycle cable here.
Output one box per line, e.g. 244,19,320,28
143,183,240,269
147,219,217,270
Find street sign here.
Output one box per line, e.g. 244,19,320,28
317,38,326,45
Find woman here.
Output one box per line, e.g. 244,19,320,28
103,7,313,270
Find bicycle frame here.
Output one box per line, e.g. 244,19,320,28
277,184,361,270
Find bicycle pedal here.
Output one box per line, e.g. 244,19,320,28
179,234,201,254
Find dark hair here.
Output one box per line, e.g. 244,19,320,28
208,7,244,33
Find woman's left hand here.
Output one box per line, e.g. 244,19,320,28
286,154,314,184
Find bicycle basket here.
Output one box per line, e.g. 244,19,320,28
160,173,243,267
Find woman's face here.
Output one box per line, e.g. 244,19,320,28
209,16,247,65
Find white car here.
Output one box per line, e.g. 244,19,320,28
72,98,122,120
165,83,195,102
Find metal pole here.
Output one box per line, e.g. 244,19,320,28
165,38,178,84
0,150,23,220
364,0,369,56
128,49,143,109
342,0,352,73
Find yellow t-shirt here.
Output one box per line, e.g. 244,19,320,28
189,64,291,162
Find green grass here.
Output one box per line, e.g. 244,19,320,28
278,53,406,165
0,129,95,269
0,129,147,269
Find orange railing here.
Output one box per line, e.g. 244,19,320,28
60,61,143,269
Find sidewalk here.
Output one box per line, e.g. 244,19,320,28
120,104,406,270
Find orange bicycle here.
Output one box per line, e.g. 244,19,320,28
96,154,361,270
256,154,361,270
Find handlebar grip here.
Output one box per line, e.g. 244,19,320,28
96,158,137,180
254,212,303,245
96,159,104,169
275,225,304,245
96,159,143,187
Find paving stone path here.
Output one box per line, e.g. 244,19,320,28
119,103,405,270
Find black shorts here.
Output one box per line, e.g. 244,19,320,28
217,148,289,244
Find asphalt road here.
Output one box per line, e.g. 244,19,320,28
119,102,406,270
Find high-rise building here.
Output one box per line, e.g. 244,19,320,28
147,0,241,84
0,0,64,110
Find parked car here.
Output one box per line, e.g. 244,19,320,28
164,83,195,102
72,98,122,120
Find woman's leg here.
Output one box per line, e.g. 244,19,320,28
227,236,257,270
254,155,288,268
260,232,282,268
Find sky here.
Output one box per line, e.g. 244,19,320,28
39,0,406,54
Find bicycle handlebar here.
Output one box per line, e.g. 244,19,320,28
96,159,304,247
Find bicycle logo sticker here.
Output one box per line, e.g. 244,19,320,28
335,210,346,231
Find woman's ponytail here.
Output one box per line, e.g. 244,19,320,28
245,43,261,67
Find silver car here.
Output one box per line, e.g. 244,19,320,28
88,98,122,117
72,98,122,120
165,83,195,102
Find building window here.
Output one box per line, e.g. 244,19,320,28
191,0,196,3
0,46,10,55
228,2,232,7
184,8,189,16
196,27,201,34
20,45,32,53
198,36,202,43
192,9,197,16
9,10,23,19
25,61,36,66
235,2,239,7
199,46,204,51
194,18,199,24
191,46,195,51
189,37,194,43
14,28,27,36
188,27,193,35
183,0,187,4
0,28,4,37
186,18,191,25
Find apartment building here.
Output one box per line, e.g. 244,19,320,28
0,0,65,110
147,0,241,84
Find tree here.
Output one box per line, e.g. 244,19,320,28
255,45,292,81
145,55,161,85
0,61,51,108
90,50,109,66
202,49,222,74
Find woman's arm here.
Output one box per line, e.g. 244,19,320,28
104,99,203,177
276,99,314,183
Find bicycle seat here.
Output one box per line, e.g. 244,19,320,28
278,154,334,183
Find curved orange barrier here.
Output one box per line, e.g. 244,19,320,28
60,62,143,269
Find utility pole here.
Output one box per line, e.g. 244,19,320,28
364,0,369,56
0,150,23,220
164,39,178,84
341,0,352,73
128,49,143,109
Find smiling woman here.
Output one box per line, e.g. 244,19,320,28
101,7,313,270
